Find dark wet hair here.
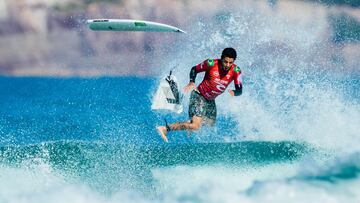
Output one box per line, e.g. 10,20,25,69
221,47,237,60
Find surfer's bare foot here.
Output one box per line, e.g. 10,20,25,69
157,126,168,142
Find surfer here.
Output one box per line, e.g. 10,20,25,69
157,47,243,142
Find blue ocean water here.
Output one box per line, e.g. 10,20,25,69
0,76,258,146
0,76,359,203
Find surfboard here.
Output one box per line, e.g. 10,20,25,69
151,71,183,114
87,19,186,33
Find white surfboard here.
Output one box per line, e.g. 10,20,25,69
87,19,186,33
152,72,183,114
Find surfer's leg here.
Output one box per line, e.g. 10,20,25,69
203,118,215,126
156,126,169,142
157,91,204,142
203,99,216,126
168,90,206,131
167,115,203,131
157,116,202,142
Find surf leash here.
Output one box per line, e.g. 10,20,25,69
164,118,171,131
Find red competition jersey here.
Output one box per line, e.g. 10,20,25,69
195,59,242,100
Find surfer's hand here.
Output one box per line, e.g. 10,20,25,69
183,82,196,93
228,90,235,96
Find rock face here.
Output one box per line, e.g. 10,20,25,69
0,0,359,76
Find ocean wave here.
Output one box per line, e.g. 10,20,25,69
0,140,311,202
0,140,308,168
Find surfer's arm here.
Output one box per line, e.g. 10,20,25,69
233,83,242,96
228,83,242,96
184,66,197,93
186,60,210,92
191,59,212,82
230,70,242,96
189,66,197,82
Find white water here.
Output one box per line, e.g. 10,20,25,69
0,163,151,203
150,1,360,202
1,156,359,203
156,1,360,153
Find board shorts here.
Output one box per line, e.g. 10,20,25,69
188,90,217,123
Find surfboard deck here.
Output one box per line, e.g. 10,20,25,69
87,19,186,33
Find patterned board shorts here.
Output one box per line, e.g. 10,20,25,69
188,90,217,122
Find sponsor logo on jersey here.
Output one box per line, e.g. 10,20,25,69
220,80,229,85
214,80,226,93
212,90,222,95
215,78,229,85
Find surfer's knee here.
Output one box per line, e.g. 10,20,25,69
190,116,202,131
190,122,201,130
204,118,216,126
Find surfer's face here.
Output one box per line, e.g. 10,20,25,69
221,57,234,71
